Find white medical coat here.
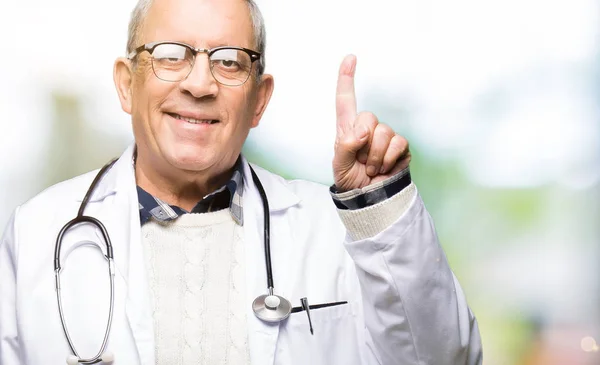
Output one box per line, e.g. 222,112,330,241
0,145,482,364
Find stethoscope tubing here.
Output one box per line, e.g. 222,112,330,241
249,166,275,291
54,160,118,364
54,158,286,363
55,268,115,364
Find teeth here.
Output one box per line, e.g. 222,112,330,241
173,113,216,124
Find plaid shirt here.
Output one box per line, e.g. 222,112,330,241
330,168,412,210
138,158,244,226
137,158,412,226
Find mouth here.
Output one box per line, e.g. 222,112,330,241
167,112,219,125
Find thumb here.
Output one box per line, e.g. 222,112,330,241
355,124,369,142
335,124,370,162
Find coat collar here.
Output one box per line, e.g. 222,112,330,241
240,155,301,212
77,144,302,213
74,144,135,203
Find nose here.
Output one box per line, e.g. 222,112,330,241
178,55,219,99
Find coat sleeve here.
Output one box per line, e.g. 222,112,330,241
338,186,483,365
0,208,22,364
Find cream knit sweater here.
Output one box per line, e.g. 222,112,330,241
141,210,250,364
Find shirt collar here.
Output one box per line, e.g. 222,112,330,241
137,157,245,226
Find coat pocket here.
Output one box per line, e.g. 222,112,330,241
275,302,363,365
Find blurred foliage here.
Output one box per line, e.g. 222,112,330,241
44,91,129,186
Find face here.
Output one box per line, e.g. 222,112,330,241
115,0,273,179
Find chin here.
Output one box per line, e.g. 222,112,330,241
164,139,201,157
168,154,212,171
160,140,234,173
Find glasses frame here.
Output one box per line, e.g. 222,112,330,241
128,41,262,86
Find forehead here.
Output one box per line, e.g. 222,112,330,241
142,0,254,48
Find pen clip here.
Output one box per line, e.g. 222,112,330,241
300,297,314,335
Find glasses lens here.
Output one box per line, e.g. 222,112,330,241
210,49,253,86
151,44,193,82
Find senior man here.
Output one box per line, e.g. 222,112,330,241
0,0,482,364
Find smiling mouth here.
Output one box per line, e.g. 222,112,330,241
168,113,219,125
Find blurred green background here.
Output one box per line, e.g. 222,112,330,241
1,1,598,364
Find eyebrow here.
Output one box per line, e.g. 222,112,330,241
162,38,243,49
193,37,253,50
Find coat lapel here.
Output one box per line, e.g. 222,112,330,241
241,161,301,365
113,147,156,365
77,145,155,365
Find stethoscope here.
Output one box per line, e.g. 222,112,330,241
54,159,292,364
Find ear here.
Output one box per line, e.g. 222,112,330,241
113,57,134,114
250,73,274,128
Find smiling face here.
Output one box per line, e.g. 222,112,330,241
115,0,273,187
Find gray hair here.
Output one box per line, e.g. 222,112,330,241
126,0,267,77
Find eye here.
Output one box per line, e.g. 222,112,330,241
153,57,181,65
218,59,240,69
152,44,189,62
211,48,251,73
154,53,185,62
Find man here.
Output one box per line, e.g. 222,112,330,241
0,0,482,364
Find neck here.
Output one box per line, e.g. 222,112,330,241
135,154,236,212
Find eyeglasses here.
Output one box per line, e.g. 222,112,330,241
128,41,261,86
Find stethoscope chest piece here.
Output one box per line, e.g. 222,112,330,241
252,294,292,323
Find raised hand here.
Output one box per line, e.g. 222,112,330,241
332,55,411,192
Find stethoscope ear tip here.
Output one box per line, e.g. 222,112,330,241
66,355,79,365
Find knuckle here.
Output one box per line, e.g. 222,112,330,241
357,110,375,119
399,134,409,145
368,154,382,164
357,111,378,126
391,135,407,150
375,123,394,138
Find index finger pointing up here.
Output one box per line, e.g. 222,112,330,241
336,54,358,135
